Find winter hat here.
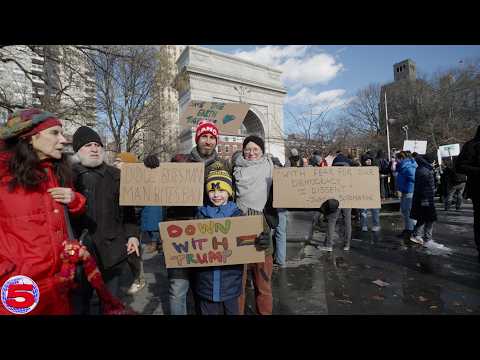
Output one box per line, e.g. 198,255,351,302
423,152,437,164
243,135,265,154
115,152,138,163
206,169,233,198
0,108,62,140
73,126,103,152
195,120,219,144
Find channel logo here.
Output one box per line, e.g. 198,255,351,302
1,275,40,315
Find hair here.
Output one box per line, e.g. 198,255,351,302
395,151,407,160
4,137,72,191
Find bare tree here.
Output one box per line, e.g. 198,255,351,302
344,83,382,136
94,45,163,154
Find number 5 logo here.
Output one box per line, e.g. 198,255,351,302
1,276,40,314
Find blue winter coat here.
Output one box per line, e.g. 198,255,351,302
396,158,417,193
193,202,244,302
140,206,164,232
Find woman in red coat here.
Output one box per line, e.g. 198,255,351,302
0,109,86,315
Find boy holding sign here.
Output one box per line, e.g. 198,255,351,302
193,168,269,315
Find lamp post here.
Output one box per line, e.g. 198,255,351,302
401,124,409,140
384,92,391,158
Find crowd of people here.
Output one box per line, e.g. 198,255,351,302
0,107,479,315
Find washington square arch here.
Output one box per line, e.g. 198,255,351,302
174,46,287,164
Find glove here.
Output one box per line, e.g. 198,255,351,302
319,199,339,215
144,154,160,169
255,231,270,251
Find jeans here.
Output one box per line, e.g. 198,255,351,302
274,209,287,265
413,220,434,242
360,208,380,228
400,193,416,231
238,255,273,315
326,208,352,248
199,297,239,315
168,274,190,315
445,183,466,210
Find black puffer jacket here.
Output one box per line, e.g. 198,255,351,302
410,156,437,222
456,125,480,198
71,163,138,270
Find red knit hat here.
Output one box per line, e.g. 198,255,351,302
0,108,62,140
195,120,219,144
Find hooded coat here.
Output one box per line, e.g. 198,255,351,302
396,158,417,194
456,125,480,198
0,152,86,315
410,156,437,222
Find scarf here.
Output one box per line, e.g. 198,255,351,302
233,155,273,212
55,240,136,315
190,146,219,167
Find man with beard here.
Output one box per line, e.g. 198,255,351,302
143,120,230,315
456,125,480,263
70,126,140,314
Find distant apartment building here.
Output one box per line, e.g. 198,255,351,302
0,45,96,144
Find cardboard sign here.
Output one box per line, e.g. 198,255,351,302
160,215,265,268
119,163,204,206
439,143,460,158
403,140,427,155
179,101,250,134
273,167,381,209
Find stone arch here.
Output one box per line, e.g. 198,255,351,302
240,109,265,138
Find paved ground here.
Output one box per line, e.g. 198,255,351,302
119,199,480,315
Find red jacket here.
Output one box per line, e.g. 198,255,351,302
0,152,86,315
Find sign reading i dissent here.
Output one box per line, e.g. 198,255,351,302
119,163,204,206
273,167,381,209
160,215,265,268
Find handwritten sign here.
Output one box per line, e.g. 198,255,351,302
119,163,204,206
160,216,265,268
273,167,381,209
439,143,460,158
403,140,427,155
179,101,250,134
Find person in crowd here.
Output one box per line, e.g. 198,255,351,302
285,148,303,167
375,150,391,199
271,156,287,268
409,153,439,247
0,109,87,315
443,157,467,211
456,124,480,263
70,126,140,314
309,150,328,167
112,152,146,296
395,151,417,241
360,156,381,232
389,152,398,198
233,135,277,315
143,120,230,315
332,149,353,166
193,167,267,315
325,152,352,251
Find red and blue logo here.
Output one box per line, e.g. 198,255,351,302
1,275,40,314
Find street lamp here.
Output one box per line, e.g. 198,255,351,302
401,124,409,140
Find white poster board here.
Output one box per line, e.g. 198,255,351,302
403,140,427,155
438,144,460,158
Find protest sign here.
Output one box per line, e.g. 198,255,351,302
119,163,204,206
160,215,265,268
403,140,427,154
273,166,381,209
438,143,460,158
179,101,250,134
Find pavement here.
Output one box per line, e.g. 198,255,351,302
119,199,480,315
